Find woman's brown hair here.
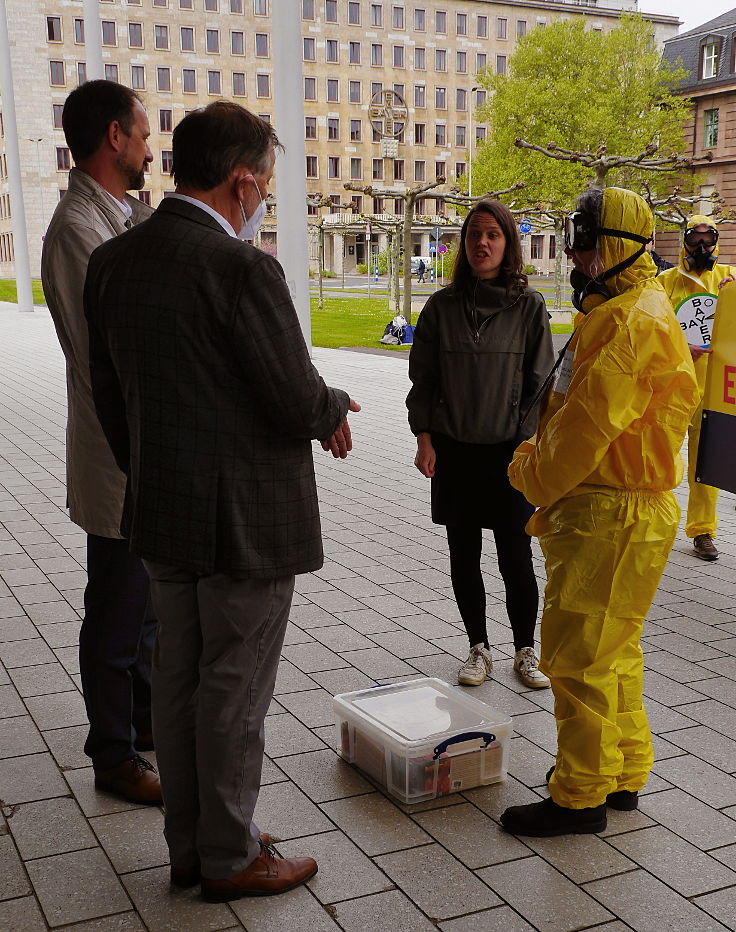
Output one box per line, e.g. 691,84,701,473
450,199,527,294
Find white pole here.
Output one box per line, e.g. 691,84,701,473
272,0,311,346
83,0,104,81
0,0,34,312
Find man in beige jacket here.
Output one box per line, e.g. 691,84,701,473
41,80,160,803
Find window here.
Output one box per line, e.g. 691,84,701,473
131,65,145,89
350,119,362,140
205,0,218,8
328,117,340,140
456,88,467,110
349,41,361,63
325,0,337,21
414,122,426,144
476,88,487,107
414,160,426,181
703,41,718,78
256,73,270,97
49,60,65,85
373,196,384,213
371,44,383,66
414,7,425,30
435,86,446,108
56,146,71,170
154,0,169,5
303,37,315,60
302,0,314,18
304,76,316,99
157,66,171,90
326,39,338,62
155,25,169,50
105,64,119,82
371,81,382,98
456,12,467,35
393,159,404,180
517,20,527,38
255,33,269,56
497,56,506,75
414,84,425,107
476,52,487,71
327,78,339,101
372,158,383,179
129,23,143,47
74,18,84,43
373,121,384,142
435,10,446,32
435,49,446,71
370,3,382,26
476,126,486,142
328,156,340,179
394,199,404,216
180,0,193,7
47,16,62,41
160,109,173,132
497,17,507,39
549,237,556,260
455,161,466,178
52,103,64,128
254,0,268,13
350,157,362,179
349,80,361,102
704,108,719,147
206,29,220,53
477,15,488,37
306,155,318,177
230,0,243,10
208,70,221,94
102,21,117,45
393,6,404,28
329,195,341,214
351,195,363,213
233,72,246,95
456,125,466,146
456,51,467,74
435,123,446,145
181,27,194,51
138,190,151,206
183,68,196,92
393,46,404,68
161,150,174,173
435,160,445,179
348,2,360,24
531,235,543,260
77,62,87,85
307,196,319,217
305,116,317,139
231,31,244,54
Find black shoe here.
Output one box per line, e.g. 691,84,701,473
501,797,607,837
693,534,718,561
544,766,638,810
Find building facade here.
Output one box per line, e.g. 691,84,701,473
0,0,679,279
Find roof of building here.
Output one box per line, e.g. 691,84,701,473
664,9,736,91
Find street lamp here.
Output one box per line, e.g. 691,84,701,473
468,86,479,197
28,137,46,233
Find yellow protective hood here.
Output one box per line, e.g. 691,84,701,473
678,214,720,268
597,187,657,297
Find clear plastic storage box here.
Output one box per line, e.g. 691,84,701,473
334,677,512,804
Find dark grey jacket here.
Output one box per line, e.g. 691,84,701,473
84,197,349,577
406,280,554,444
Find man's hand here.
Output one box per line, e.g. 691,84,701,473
689,344,713,362
718,274,735,289
321,399,361,458
414,432,436,478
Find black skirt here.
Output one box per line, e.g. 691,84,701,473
430,432,534,530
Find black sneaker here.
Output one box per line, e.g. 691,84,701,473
500,797,606,837
545,766,638,811
693,534,718,561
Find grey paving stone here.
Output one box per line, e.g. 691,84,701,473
644,650,720,684
9,661,75,697
24,688,87,730
0,751,69,804
0,597,25,619
10,582,62,605
0,714,45,759
367,629,444,659
652,756,736,808
23,601,79,625
638,788,736,849
272,658,319,695
307,623,375,652
644,632,729,662
675,699,736,736
645,696,699,733
265,712,327,758
309,667,377,696
253,780,334,840
231,883,342,931
335,607,400,634
521,832,635,884
0,896,48,932
643,669,716,706
0,638,56,669
276,688,337,728
53,645,80,676
439,906,537,932
333,889,436,932
37,619,81,648
27,847,130,927
695,887,736,929
463,775,543,821
65,766,144,818
336,646,419,679
43,724,88,770
389,612,459,639
479,856,613,932
1,567,47,587
281,642,349,674
0,833,31,900
50,914,146,931
9,796,97,860
585,869,730,931
320,791,432,855
665,725,736,773
91,807,169,874
122,866,232,932
0,615,38,642
276,747,373,803
279,830,393,904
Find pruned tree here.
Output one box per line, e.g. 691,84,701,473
306,193,357,310
639,181,736,229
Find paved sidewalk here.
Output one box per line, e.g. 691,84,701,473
1,302,736,931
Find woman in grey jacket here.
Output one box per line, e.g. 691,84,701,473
406,199,554,688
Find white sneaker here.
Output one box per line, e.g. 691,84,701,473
458,645,493,686
514,647,550,689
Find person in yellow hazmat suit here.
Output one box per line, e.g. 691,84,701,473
658,217,736,562
499,187,699,837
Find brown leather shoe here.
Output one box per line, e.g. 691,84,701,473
94,755,162,804
170,834,274,888
693,534,718,561
201,842,317,902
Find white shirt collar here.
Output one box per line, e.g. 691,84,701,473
167,193,237,237
112,195,133,221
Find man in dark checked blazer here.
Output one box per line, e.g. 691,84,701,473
84,102,358,902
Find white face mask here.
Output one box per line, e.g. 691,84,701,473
237,177,266,241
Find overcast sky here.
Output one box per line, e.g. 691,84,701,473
641,0,734,34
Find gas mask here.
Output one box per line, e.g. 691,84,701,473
237,177,267,242
683,226,718,272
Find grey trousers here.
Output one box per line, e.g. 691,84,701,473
144,561,294,879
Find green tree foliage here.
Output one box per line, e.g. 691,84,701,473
474,14,692,211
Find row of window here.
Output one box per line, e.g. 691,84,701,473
305,153,466,180
303,39,507,73
303,76,493,103
49,61,270,96
0,233,14,264
307,194,448,216
95,0,268,11
306,116,485,146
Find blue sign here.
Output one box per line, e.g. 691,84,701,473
519,220,533,234
428,244,437,253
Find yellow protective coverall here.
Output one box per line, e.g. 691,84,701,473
658,217,736,539
508,188,699,810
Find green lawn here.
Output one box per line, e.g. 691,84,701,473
0,279,46,305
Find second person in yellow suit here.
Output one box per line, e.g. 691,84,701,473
658,217,736,561
500,187,699,837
